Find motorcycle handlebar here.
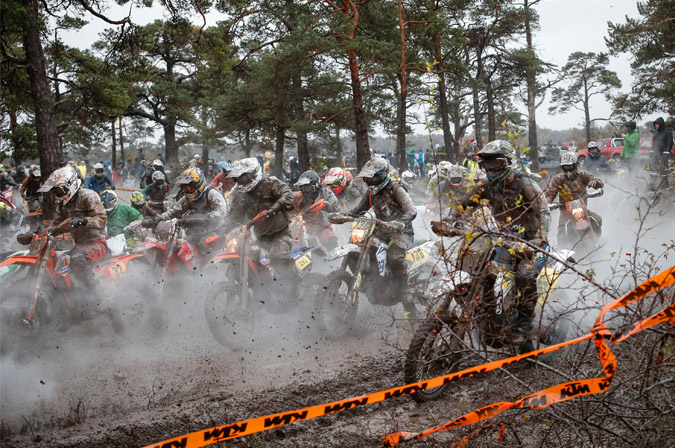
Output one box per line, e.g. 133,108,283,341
549,187,603,211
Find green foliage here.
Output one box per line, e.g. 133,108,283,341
606,0,675,117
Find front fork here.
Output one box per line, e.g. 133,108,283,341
344,236,374,303
239,235,251,311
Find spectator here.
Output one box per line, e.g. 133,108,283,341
651,117,674,173
157,153,165,163
621,121,640,174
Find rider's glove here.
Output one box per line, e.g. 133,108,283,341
110,186,116,190
71,218,88,228
588,180,600,189
431,220,451,236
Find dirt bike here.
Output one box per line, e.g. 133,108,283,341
0,224,152,356
204,202,326,350
315,212,440,339
403,208,574,403
549,188,603,252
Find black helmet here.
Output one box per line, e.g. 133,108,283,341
294,170,322,202
477,140,515,184
16,165,25,175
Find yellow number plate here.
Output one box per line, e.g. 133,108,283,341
295,253,312,271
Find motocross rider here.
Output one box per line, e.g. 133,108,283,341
583,141,611,174
427,164,472,219
348,158,417,308
545,151,604,238
38,166,108,306
12,165,27,185
433,140,548,353
84,163,115,193
293,170,340,250
224,158,297,291
156,167,227,251
20,165,43,211
0,165,19,192
142,170,170,214
324,167,362,209
130,190,159,217
210,163,236,193
99,190,143,239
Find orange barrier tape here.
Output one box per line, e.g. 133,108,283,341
141,267,675,448
115,187,138,192
381,267,675,446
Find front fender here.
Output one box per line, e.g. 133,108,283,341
97,254,147,278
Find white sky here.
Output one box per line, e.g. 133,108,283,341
60,0,642,132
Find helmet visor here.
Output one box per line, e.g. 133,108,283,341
52,186,68,197
181,181,199,193
561,164,576,172
479,157,508,172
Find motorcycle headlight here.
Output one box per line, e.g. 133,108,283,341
227,237,240,254
350,228,366,244
572,207,584,219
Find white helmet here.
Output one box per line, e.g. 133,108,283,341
227,157,262,193
152,170,166,183
447,165,467,188
438,161,453,177
38,166,82,204
152,159,164,169
93,162,104,176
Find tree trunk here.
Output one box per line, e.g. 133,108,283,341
164,121,179,172
274,125,285,178
292,74,310,173
347,49,370,170
119,117,125,164
434,38,456,163
583,80,591,143
524,0,540,171
243,129,251,157
472,87,482,149
111,120,117,167
486,80,496,141
23,0,62,219
396,75,407,171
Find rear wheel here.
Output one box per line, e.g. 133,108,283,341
316,269,358,339
403,316,469,403
0,288,53,357
205,281,259,350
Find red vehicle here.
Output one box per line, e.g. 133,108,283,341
639,137,653,157
576,138,624,162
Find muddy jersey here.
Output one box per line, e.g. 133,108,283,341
460,173,546,244
349,181,417,235
161,188,227,233
226,176,295,236
54,188,107,243
545,171,603,204
142,181,168,203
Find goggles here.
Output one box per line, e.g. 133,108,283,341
479,157,508,171
52,186,68,197
561,164,576,172
181,182,199,193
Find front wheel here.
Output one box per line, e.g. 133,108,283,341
205,281,259,350
316,269,358,339
0,288,53,357
403,315,469,403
